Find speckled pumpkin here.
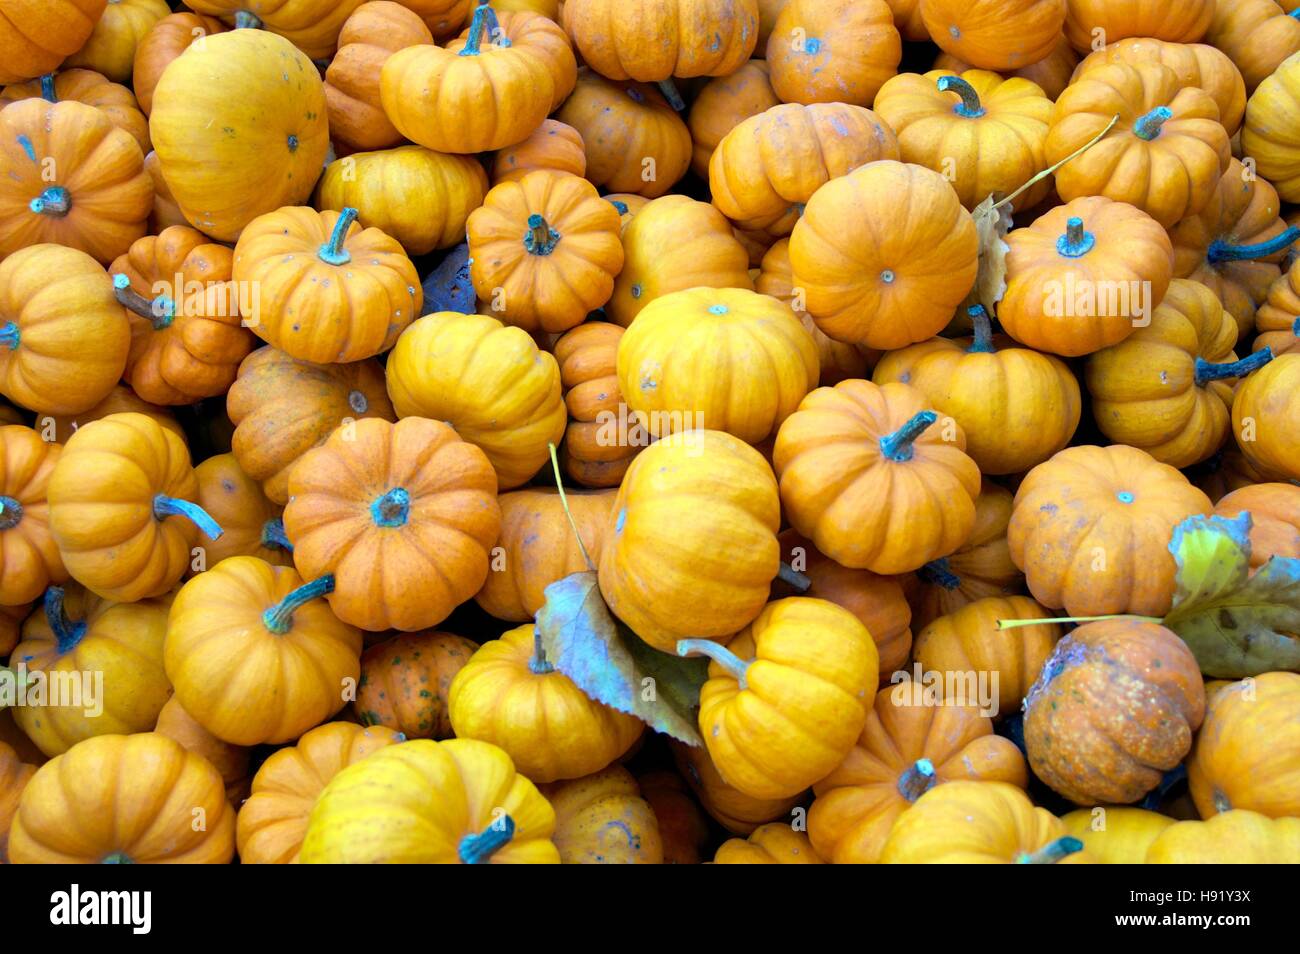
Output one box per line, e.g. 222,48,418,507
539,765,663,864
354,630,479,739
766,0,900,106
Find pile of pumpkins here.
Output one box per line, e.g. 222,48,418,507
0,0,1299,865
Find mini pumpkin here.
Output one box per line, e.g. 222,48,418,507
1243,52,1300,204
1212,484,1300,569
0,426,64,606
0,741,34,863
766,0,901,107
809,687,1028,863
491,120,587,185
193,453,293,569
0,68,150,154
1255,261,1300,357
0,0,105,85
398,0,474,38
144,150,186,233
1232,352,1300,481
1063,0,1214,51
539,765,664,864
1058,807,1174,864
37,384,182,445
921,0,1065,71
713,825,825,864
553,322,641,488
63,0,169,83
638,770,710,864
185,0,365,59
671,739,800,834
1145,810,1300,864
300,738,561,863
1208,0,1300,94
934,32,1078,99
354,630,479,739
688,60,779,179
386,312,567,490
131,12,227,116
154,696,250,805
1007,444,1212,616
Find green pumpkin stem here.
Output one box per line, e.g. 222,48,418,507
1194,347,1273,387
29,186,70,218
113,274,175,330
529,626,555,675
524,214,559,256
263,574,335,635
546,442,597,572
460,1,508,56
1057,216,1096,258
261,517,293,551
101,852,134,864
370,487,410,528
937,75,985,118
39,74,57,103
0,494,22,531
997,613,1161,630
318,207,358,266
0,323,17,351
1206,226,1300,264
153,494,224,541
776,561,811,592
607,198,629,215
919,557,961,590
967,304,996,353
44,586,88,654
677,638,750,689
657,78,686,112
234,10,262,29
458,813,516,863
897,758,938,802
1132,106,1172,141
1016,836,1084,864
879,411,937,462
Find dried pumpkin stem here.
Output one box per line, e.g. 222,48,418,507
234,10,261,29
919,557,961,590
775,562,811,592
546,442,596,572
261,516,293,551
524,214,559,256
997,613,1161,630
529,627,554,675
0,495,22,531
657,78,686,112
0,322,18,351
879,410,937,462
44,586,88,654
458,813,516,863
1056,216,1095,258
153,494,225,541
937,75,984,119
1194,347,1273,386
39,74,57,103
896,758,937,802
676,638,750,689
1132,106,1172,141
994,115,1119,211
29,186,70,218
1016,836,1084,864
966,304,996,353
1206,225,1300,264
263,574,335,634
112,274,175,329
318,207,358,266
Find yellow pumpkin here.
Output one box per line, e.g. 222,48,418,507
713,824,825,864
193,453,293,568
64,0,170,83
1059,807,1174,864
539,765,663,864
1146,810,1300,863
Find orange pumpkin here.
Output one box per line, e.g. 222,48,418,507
1255,260,1300,358
934,32,1078,99
451,8,576,110
185,0,365,59
1232,352,1300,482
921,0,1066,72
0,0,105,86
131,12,227,116
354,630,479,739
0,426,64,606
154,696,250,804
539,765,665,864
1063,0,1215,51
1212,484,1300,569
36,384,182,445
766,0,901,106
687,60,779,180
396,0,473,39
0,602,30,657
671,740,801,835
144,150,186,233
193,453,293,569
638,770,710,864
0,740,35,863
553,322,641,488
491,120,587,185
0,68,150,155
713,824,825,864
64,0,169,83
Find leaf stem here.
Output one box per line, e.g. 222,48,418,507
997,613,1161,630
546,442,596,572
994,115,1119,211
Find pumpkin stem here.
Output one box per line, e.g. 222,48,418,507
775,561,811,592
458,813,516,863
524,214,560,256
263,574,335,635
1206,226,1300,264
937,75,984,118
318,208,357,266
546,443,597,572
1015,836,1084,864
39,74,57,103
0,322,17,351
29,186,70,218
966,304,996,353
460,1,509,56
370,487,410,528
879,410,937,462
1132,106,1172,141
1194,347,1273,386
1292,6,1300,17
657,78,686,112
896,758,937,802
1056,216,1095,258
919,557,961,590
1212,788,1232,813
113,274,175,330
997,613,1161,630
607,198,629,215
101,852,134,864
44,586,88,654
529,626,555,675
0,495,22,531
261,517,293,551
676,638,750,689
234,10,261,29
153,494,224,541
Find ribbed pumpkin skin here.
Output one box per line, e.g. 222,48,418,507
154,696,249,804
1243,54,1300,204
1146,810,1300,864
132,12,227,116
921,0,1065,72
935,34,1078,99
1063,0,1214,51
185,0,367,59
553,323,641,488
539,765,664,864
1232,354,1300,482
0,425,65,606
193,453,293,568
0,68,151,154
0,0,106,86
1208,0,1300,94
688,60,779,179
40,384,182,446
1255,262,1300,358
638,770,710,864
766,0,900,106
1059,807,1174,864
714,824,825,863
0,740,35,863
491,120,587,185
63,0,169,83
448,9,576,110
354,631,479,740
671,740,800,834
1211,484,1300,569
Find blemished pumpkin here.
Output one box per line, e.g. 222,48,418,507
1071,37,1247,135
1208,0,1300,94
1255,261,1300,358
773,379,981,575
1059,807,1174,864
165,556,362,746
233,207,420,364
638,770,710,864
131,12,227,116
920,0,1065,72
1024,619,1205,805
553,323,641,488
617,287,818,445
598,430,782,652
713,825,825,864
934,32,1078,99
684,596,879,801
149,29,330,242
1063,0,1214,51
539,765,664,865
789,161,978,351
1046,62,1230,228
1146,810,1300,864
0,68,150,155
467,171,624,335
0,0,105,86
872,306,1081,474
1188,672,1300,819
492,120,587,185
450,8,576,110
775,530,913,678
475,488,616,622
283,417,501,633
913,596,1061,719
0,740,35,863
1007,444,1212,616
324,2,434,154
300,738,561,863
874,70,1051,213
881,780,1090,863
999,196,1174,357
1086,279,1266,468
555,70,692,198
63,0,169,83
37,384,182,446
0,426,65,606
710,103,901,233
381,3,555,154
766,0,901,107
1232,353,1300,482
671,740,799,834
236,721,402,864
0,98,152,265
1243,52,1300,205
193,453,293,569
354,630,479,739
606,195,753,328
227,348,395,506
7,733,235,864
912,480,1022,629
8,585,171,756
1212,484,1300,569
809,688,1028,864
386,312,567,490
316,146,490,258
111,225,254,405
48,413,224,602
449,624,643,783
688,60,779,180
154,695,250,804
185,0,365,59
